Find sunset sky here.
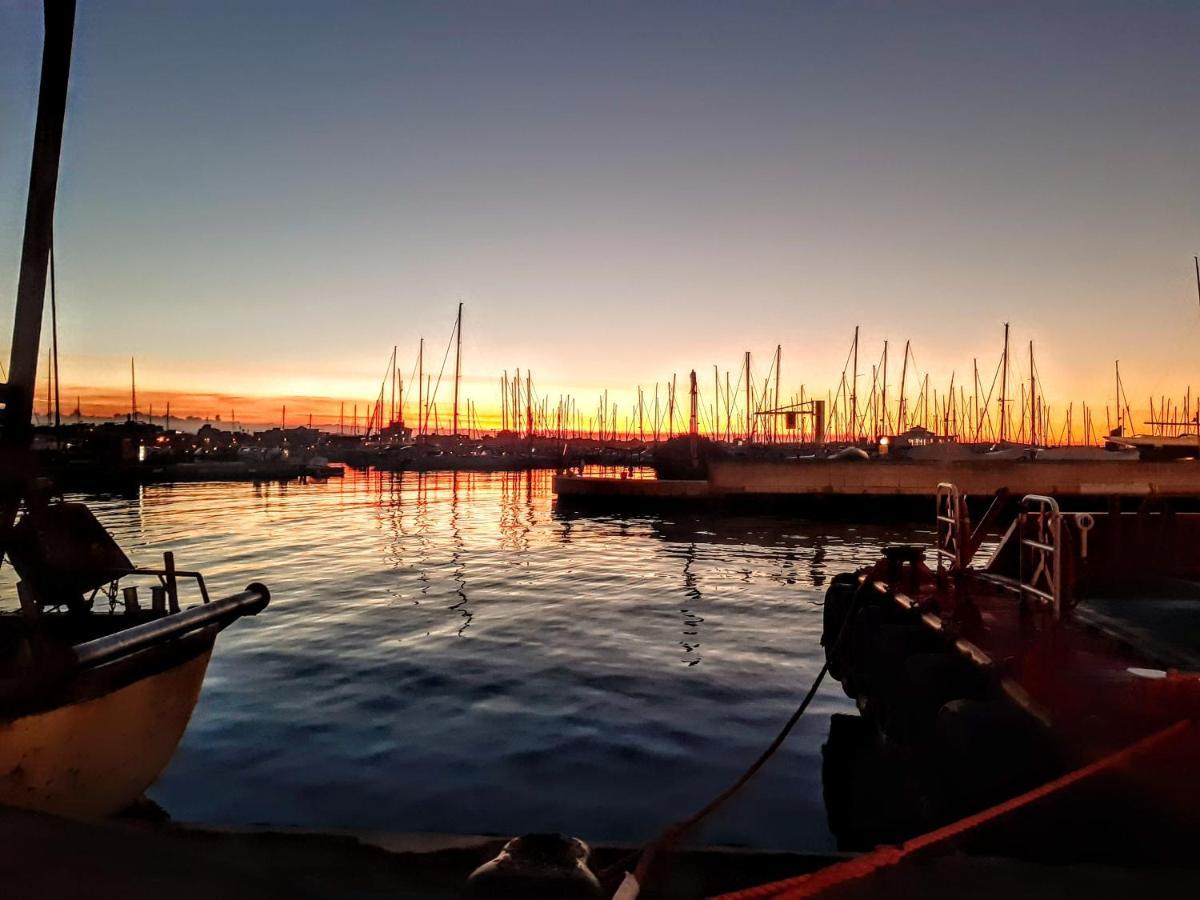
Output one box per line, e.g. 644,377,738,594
1,1,1198,430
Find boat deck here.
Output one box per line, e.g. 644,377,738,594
877,567,1199,756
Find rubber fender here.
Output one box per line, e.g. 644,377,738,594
857,621,944,699
822,573,860,676
878,652,986,744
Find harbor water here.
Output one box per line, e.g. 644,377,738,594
63,469,930,850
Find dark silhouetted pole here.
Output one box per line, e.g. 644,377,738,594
6,0,75,449
452,302,462,435
49,239,61,430
850,327,859,440
999,323,1010,443
744,352,751,442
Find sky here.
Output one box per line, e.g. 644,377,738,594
1,1,1198,431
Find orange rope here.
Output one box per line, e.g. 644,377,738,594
711,718,1193,900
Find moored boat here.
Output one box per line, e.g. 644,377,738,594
815,482,1200,850
1,1,269,819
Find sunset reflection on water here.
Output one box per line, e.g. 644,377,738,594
28,468,932,849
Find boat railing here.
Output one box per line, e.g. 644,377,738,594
1018,494,1063,619
935,482,967,573
74,583,270,670
90,551,211,615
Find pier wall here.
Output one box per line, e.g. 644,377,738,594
707,459,1200,498
553,475,708,500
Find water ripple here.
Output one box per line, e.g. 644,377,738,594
10,469,923,851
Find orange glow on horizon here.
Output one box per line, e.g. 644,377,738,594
32,372,1190,446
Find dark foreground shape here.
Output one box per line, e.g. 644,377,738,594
464,833,602,899
805,483,1200,895
0,806,848,900
5,805,1197,900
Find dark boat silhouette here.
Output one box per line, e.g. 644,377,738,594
0,1,268,818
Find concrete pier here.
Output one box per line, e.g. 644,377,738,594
554,458,1200,508
553,474,708,502
707,458,1200,498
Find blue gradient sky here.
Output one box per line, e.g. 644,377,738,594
2,1,1198,424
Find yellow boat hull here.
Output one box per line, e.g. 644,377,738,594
0,648,211,818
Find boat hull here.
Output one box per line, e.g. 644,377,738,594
0,644,212,818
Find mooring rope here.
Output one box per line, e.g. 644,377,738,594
711,717,1194,899
600,577,863,897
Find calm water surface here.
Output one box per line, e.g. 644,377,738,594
77,469,931,851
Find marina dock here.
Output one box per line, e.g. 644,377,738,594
553,474,709,503
555,458,1200,509
708,457,1200,499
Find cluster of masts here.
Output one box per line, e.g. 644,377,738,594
33,324,1194,448
820,323,1129,446
320,315,1184,448
35,255,1200,444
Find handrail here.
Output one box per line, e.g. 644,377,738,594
73,583,269,669
1018,494,1062,619
934,482,966,573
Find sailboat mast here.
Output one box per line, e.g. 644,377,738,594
1194,255,1199,311
773,345,781,444
1115,360,1122,434
881,340,888,435
973,359,981,441
49,239,61,430
723,372,730,441
999,323,1010,443
5,0,75,451
452,301,462,436
688,370,699,436
1029,341,1037,447
744,351,751,442
417,337,424,436
389,345,397,428
850,327,859,440
713,366,720,440
525,370,532,440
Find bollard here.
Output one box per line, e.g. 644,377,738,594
123,585,140,613
463,834,602,900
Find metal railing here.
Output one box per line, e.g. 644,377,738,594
86,551,210,615
1018,494,1063,619
935,482,966,573
74,583,270,669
